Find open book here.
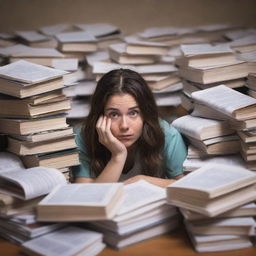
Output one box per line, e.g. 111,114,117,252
172,115,234,140
167,164,256,216
177,43,237,68
37,183,124,221
0,60,67,98
191,85,256,120
0,163,67,200
21,226,105,256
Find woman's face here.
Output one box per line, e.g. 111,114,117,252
104,93,144,148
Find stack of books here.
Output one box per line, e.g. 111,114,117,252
190,85,256,169
172,114,239,155
15,30,58,48
176,43,249,112
167,164,256,252
0,151,69,244
0,60,79,172
88,180,180,249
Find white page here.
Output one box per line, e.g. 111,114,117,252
138,27,178,38
0,152,24,173
225,29,256,40
55,31,97,43
172,115,231,140
0,60,68,84
180,44,233,56
230,34,256,47
237,50,256,62
52,58,79,71
0,44,30,57
183,154,246,171
12,47,64,58
75,23,119,37
0,167,67,200
125,35,169,47
116,180,165,215
154,92,181,106
74,80,96,96
109,43,127,54
85,50,110,65
168,164,256,197
136,64,177,74
22,226,103,256
67,100,90,119
92,61,136,74
16,31,49,42
191,85,256,117
198,24,232,32
39,183,123,206
40,24,74,36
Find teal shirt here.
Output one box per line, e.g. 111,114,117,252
72,119,187,179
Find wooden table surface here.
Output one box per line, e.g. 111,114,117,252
1,227,255,256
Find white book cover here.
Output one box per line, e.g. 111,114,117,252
180,44,233,56
125,35,169,47
0,152,25,173
75,23,119,37
16,31,49,42
40,24,75,36
138,27,178,38
55,31,97,43
230,34,256,47
191,85,256,118
0,60,68,84
168,163,256,199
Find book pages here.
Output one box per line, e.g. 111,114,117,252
0,152,25,173
168,164,256,199
181,44,233,56
191,85,256,119
116,180,166,216
22,226,103,256
55,31,97,43
16,31,49,42
0,60,67,84
0,167,67,200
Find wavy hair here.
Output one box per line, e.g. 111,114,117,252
82,69,165,177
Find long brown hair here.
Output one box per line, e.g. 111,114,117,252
82,69,165,177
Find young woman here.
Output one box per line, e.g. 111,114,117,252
72,69,187,187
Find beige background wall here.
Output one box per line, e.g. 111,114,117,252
0,0,256,34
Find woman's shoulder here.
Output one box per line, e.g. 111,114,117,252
159,119,180,137
73,125,87,153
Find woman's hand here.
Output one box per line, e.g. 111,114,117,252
96,116,127,158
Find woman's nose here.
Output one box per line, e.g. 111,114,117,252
120,116,129,130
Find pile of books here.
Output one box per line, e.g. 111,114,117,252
88,180,179,249
0,153,106,255
167,164,256,252
0,60,79,174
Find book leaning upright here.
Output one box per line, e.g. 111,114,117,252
191,85,256,120
167,164,256,217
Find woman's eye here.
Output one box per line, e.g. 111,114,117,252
129,110,139,117
109,112,119,118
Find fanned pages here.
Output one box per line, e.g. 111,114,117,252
191,85,256,120
0,167,67,200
